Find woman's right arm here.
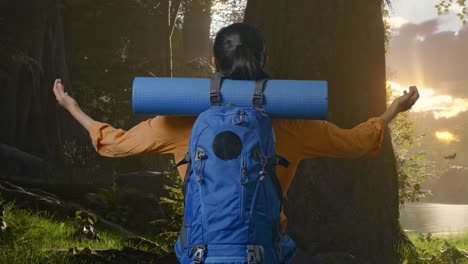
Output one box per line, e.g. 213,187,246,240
52,79,192,157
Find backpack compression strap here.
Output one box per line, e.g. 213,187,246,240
211,73,269,108
252,78,269,109
210,72,223,106
174,152,191,199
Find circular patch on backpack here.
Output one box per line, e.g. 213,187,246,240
212,131,242,160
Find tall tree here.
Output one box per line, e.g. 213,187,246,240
0,0,81,161
0,0,180,178
130,0,172,77
178,0,213,77
245,1,400,263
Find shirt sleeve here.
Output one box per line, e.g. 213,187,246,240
87,116,193,157
300,117,385,158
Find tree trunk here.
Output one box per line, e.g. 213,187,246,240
182,0,212,61
179,0,213,77
0,0,83,161
130,0,172,77
245,1,400,263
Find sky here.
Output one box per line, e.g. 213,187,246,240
388,0,464,32
387,0,468,121
387,0,468,172
210,0,468,122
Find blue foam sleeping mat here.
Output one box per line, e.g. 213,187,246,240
132,77,327,120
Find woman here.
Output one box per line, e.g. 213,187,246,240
53,23,419,263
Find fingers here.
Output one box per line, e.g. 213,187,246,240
53,79,60,97
404,86,416,96
53,78,67,105
406,86,419,108
55,79,65,95
410,86,420,104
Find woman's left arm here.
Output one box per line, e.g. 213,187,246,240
300,86,419,158
379,85,419,126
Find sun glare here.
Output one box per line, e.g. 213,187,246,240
387,81,468,119
435,131,459,143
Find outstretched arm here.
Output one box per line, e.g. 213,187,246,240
379,85,419,126
53,79,94,130
52,79,192,157
299,86,420,158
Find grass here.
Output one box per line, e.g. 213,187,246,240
0,200,160,264
2,193,468,264
409,232,468,251
401,232,468,264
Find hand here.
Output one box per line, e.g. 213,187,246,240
53,79,78,110
52,79,95,129
389,85,420,113
379,86,420,125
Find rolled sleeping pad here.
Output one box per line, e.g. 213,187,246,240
132,77,328,119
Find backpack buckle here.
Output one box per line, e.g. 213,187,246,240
210,91,221,105
210,72,223,106
275,155,290,168
247,245,264,264
174,152,191,168
195,147,207,160
233,110,246,125
191,244,206,264
252,78,269,109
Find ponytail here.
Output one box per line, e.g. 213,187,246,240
229,44,268,80
213,23,270,80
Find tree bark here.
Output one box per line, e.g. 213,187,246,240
130,0,172,77
245,1,400,263
0,0,83,161
180,0,213,77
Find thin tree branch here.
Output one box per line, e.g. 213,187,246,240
169,0,183,37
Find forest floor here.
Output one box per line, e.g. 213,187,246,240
2,192,468,263
0,200,176,264
403,232,468,263
2,206,468,264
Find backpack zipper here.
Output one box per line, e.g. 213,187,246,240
194,156,208,237
239,156,248,221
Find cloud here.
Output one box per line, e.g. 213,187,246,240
387,19,468,99
387,16,409,29
388,81,468,119
448,3,464,14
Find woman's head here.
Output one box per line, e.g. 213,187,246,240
213,23,269,80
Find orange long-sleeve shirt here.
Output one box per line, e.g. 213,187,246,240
87,116,385,229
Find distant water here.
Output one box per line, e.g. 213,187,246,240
400,203,468,235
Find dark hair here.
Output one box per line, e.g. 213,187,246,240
213,23,270,80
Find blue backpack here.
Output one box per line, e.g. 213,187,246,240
174,73,295,264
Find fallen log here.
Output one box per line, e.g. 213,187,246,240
0,143,44,179
0,180,132,236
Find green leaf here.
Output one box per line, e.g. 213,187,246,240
90,214,97,223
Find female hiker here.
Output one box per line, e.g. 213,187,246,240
53,23,419,263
